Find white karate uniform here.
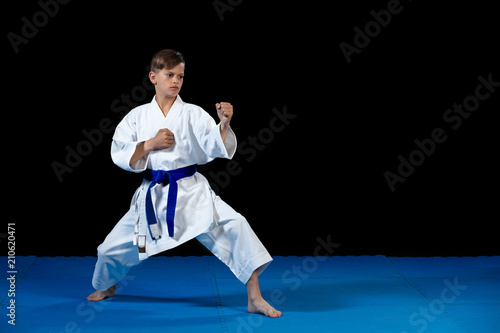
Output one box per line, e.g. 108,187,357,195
91,96,272,290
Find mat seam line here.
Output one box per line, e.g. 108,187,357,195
385,256,473,333
385,256,433,301
208,257,229,333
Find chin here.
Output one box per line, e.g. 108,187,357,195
162,91,179,98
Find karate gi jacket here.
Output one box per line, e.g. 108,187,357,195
111,95,236,259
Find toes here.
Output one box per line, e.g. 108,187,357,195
272,309,282,318
87,291,107,302
266,306,281,318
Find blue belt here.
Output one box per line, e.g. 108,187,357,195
143,165,197,240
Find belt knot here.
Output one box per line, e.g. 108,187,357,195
143,165,197,240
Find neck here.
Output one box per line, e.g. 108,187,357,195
155,95,177,116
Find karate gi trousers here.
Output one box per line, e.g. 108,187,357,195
91,193,272,291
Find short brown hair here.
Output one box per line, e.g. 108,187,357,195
150,49,185,73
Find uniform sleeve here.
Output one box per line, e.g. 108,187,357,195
194,110,237,162
111,111,150,172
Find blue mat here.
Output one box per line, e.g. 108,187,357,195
1,256,499,332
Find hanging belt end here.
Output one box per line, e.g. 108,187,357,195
149,224,162,241
138,235,146,254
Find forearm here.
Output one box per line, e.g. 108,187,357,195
219,123,230,143
129,140,152,166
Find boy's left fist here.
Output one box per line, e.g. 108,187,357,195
216,102,233,125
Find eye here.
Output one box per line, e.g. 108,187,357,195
178,75,184,79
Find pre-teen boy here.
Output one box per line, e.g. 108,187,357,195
87,49,281,318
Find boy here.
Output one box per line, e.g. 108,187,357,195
87,49,281,318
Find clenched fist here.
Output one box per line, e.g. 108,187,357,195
146,128,175,151
216,102,233,126
129,128,175,166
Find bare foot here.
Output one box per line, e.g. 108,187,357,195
246,270,282,318
248,297,282,318
86,284,117,301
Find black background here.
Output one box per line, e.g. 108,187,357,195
5,0,499,257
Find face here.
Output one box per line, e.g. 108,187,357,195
149,62,185,99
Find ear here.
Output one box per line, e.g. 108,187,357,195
149,71,157,85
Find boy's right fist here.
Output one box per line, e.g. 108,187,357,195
146,128,175,151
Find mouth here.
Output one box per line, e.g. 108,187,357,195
170,86,179,90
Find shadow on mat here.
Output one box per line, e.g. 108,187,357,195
107,280,363,313
109,294,217,308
